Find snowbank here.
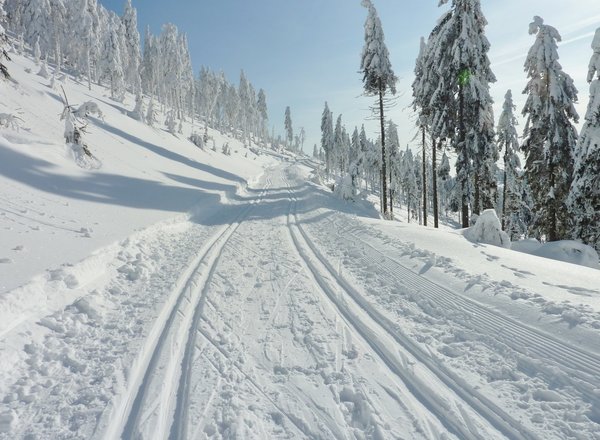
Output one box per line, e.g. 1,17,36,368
531,241,599,269
463,209,511,248
512,239,600,269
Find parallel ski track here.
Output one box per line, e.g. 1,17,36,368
282,169,539,440
329,218,600,401
101,178,272,440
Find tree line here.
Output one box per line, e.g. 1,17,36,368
2,0,272,146
318,0,600,252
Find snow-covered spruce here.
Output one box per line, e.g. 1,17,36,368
423,0,497,227
360,0,397,217
568,28,600,252
497,90,527,240
522,16,579,242
320,101,334,175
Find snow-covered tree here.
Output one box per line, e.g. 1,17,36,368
568,28,600,251
321,102,334,174
33,36,41,64
121,0,141,93
522,16,579,242
21,0,53,58
360,0,397,217
98,15,125,101
0,0,9,79
386,120,400,215
497,90,523,238
333,114,345,172
284,106,293,149
257,88,268,145
426,0,497,227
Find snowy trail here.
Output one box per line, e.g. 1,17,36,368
282,170,533,440
103,180,273,440
3,161,600,439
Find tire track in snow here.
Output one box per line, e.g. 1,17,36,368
282,168,538,440
100,178,272,440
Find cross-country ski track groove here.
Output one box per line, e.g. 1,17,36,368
328,218,600,401
100,178,272,440
281,169,539,440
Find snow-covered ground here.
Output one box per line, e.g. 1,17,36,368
1,51,600,439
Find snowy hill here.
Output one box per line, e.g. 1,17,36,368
2,52,600,439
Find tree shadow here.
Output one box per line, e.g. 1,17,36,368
92,119,247,185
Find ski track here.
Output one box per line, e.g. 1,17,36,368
3,162,600,439
103,178,273,440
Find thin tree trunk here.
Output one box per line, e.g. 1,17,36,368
432,136,439,228
379,80,388,218
459,80,469,228
502,150,508,231
422,126,428,227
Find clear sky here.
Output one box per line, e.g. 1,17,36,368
99,0,600,154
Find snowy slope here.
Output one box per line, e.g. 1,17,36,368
2,52,600,440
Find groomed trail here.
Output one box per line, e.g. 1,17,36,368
1,162,600,440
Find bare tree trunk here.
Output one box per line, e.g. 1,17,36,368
459,81,469,228
422,126,428,227
502,150,508,231
432,136,439,228
379,80,388,218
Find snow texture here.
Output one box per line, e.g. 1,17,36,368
463,209,511,248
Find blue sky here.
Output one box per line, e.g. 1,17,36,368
99,0,600,153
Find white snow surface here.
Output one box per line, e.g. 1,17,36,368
463,209,511,249
1,52,600,440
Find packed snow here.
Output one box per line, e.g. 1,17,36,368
1,25,600,440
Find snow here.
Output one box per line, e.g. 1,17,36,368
463,209,511,248
531,240,600,269
2,48,600,440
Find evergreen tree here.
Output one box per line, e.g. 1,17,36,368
257,89,268,145
321,102,334,174
360,0,396,217
333,114,345,172
568,28,600,251
121,0,141,93
386,120,400,215
99,15,125,101
284,106,293,149
522,16,579,242
21,0,53,58
0,0,9,79
497,90,523,238
426,0,497,227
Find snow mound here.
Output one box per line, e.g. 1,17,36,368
463,209,511,248
531,241,600,269
511,238,542,254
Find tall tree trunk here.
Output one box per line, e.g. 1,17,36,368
432,136,439,228
379,80,388,217
474,171,481,216
548,164,557,242
422,126,428,227
389,159,393,217
502,150,508,231
459,81,469,228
